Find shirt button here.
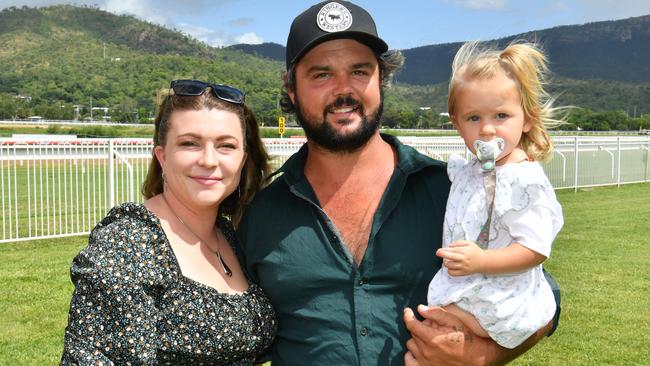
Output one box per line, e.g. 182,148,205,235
358,278,366,286
360,327,368,336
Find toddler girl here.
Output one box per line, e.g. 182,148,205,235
427,41,564,349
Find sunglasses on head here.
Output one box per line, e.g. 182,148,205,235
170,79,245,104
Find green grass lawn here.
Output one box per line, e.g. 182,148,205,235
1,184,649,365
0,235,87,365
514,184,650,366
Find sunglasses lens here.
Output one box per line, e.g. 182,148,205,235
170,80,245,104
213,85,245,104
171,80,208,96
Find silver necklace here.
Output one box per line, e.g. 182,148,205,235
161,193,232,277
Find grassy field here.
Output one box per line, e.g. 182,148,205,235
515,184,650,365
0,183,648,365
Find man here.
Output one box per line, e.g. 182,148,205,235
238,1,556,365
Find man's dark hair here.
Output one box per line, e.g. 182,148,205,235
279,50,404,114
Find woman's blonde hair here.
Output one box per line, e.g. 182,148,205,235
141,88,270,226
448,40,563,162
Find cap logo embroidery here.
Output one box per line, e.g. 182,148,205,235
317,2,353,33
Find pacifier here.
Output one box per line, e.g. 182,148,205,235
473,138,505,171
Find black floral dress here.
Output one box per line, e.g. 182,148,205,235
61,203,276,365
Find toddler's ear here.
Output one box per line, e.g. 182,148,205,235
523,118,533,133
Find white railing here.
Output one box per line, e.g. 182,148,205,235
0,139,151,243
1,136,649,243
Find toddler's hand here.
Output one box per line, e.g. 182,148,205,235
436,240,486,276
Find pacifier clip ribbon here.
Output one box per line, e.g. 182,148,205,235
473,138,504,249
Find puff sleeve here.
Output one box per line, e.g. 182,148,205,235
497,166,563,258
61,211,164,365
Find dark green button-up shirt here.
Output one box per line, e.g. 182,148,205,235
238,134,451,365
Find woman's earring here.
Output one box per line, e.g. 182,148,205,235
162,171,167,182
238,185,241,199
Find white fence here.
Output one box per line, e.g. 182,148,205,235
1,136,649,243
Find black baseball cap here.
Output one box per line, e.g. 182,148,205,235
285,1,389,68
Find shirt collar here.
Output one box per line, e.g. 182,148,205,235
275,133,443,187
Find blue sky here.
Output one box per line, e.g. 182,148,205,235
2,0,650,49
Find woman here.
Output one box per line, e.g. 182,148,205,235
61,80,276,365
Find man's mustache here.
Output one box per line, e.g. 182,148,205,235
326,96,362,112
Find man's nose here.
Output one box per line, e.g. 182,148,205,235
332,74,353,97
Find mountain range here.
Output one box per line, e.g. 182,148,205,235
229,15,650,85
1,5,649,128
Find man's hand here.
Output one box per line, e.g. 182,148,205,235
404,305,490,366
404,304,551,366
436,240,486,276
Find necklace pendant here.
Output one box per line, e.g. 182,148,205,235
162,193,233,278
220,256,233,277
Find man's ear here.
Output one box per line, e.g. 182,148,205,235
284,72,296,105
287,84,296,106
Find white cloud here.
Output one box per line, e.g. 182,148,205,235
178,23,261,47
104,0,163,24
103,0,230,19
444,0,506,10
100,0,253,46
234,32,263,45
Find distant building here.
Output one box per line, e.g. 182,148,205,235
91,107,111,121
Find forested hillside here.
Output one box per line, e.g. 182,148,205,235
0,5,283,123
227,42,285,62
0,5,212,57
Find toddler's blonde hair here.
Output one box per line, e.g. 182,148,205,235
448,41,562,162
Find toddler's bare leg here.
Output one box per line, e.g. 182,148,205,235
443,303,489,338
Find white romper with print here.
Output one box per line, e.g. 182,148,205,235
427,155,563,349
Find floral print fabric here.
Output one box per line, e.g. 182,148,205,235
61,203,276,365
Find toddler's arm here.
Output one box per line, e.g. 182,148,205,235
437,240,546,276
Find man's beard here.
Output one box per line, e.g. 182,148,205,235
294,94,383,153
